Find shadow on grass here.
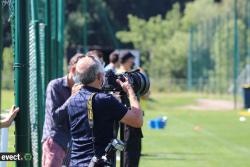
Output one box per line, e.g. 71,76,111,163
141,152,207,161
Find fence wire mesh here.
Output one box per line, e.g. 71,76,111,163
186,3,250,95
28,23,39,167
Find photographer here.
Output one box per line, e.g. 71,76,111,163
117,52,143,167
67,56,143,166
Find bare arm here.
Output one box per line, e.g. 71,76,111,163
116,78,143,128
0,106,19,128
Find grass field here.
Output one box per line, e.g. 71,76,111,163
140,93,250,167
1,90,250,167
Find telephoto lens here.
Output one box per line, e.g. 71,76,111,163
124,69,150,96
102,69,150,96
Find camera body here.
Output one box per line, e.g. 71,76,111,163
88,139,125,167
102,69,150,96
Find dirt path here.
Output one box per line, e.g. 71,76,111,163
185,98,237,111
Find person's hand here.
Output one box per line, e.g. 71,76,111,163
6,106,19,126
71,83,83,96
116,77,133,94
9,105,19,118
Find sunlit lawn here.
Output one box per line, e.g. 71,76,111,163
140,92,250,167
1,90,250,167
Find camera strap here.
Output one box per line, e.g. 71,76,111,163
87,92,97,154
87,93,96,128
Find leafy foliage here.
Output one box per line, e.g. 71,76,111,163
117,0,250,92
2,48,14,90
117,4,187,79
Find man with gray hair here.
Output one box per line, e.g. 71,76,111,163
67,56,143,166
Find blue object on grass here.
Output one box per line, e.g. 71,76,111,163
148,116,167,129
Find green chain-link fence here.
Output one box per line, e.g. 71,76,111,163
1,0,64,166
186,0,250,97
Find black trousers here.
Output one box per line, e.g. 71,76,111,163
124,126,143,167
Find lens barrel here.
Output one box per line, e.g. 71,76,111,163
103,69,150,96
128,71,150,96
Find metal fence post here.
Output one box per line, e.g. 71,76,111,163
217,16,222,93
226,14,230,82
58,0,64,77
233,0,239,109
83,0,88,53
0,0,2,112
247,0,250,63
51,0,58,78
14,0,32,166
187,27,193,91
45,0,52,83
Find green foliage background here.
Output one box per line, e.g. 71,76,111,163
2,0,250,92
2,48,14,90
117,0,250,92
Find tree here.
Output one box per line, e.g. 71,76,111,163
117,0,250,92
117,4,187,80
